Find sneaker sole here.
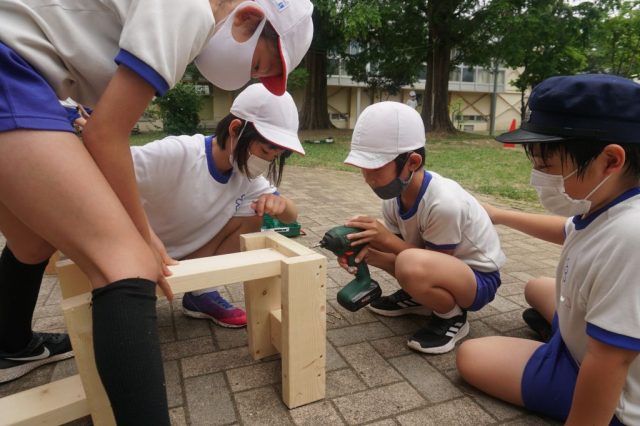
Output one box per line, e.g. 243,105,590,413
406,321,470,354
182,308,246,328
0,350,74,384
368,305,432,317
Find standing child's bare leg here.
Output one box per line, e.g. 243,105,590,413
0,130,170,424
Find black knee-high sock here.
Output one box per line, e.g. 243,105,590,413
0,246,47,353
92,278,170,425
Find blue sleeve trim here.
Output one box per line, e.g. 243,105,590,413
114,49,170,96
273,191,280,196
424,241,458,250
587,322,640,351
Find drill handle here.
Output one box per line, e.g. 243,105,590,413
353,259,370,281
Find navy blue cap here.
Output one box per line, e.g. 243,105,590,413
496,74,640,144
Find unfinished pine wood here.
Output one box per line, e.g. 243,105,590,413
164,248,286,296
62,293,116,426
0,374,89,426
281,254,327,408
44,251,61,275
263,231,316,257
56,259,91,299
269,309,282,353
241,233,281,359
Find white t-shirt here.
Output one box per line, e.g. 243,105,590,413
0,0,214,105
382,170,505,272
132,134,276,259
556,188,640,425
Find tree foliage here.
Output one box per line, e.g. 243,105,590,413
154,82,201,135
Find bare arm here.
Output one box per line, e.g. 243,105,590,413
566,337,637,425
273,195,297,224
82,66,155,242
483,203,566,245
251,193,297,223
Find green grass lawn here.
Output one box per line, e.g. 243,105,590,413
129,129,538,204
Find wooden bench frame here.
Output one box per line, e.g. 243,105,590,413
0,231,326,425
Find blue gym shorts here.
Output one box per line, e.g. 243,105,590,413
0,41,74,133
521,315,624,425
467,269,501,311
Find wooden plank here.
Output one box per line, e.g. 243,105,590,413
44,251,61,275
0,374,89,426
56,260,91,299
264,231,316,257
62,294,116,426
163,249,286,296
241,234,281,360
281,254,327,408
269,309,282,353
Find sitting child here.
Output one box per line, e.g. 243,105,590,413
132,83,301,327
456,74,640,425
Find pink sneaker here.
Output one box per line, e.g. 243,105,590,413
182,291,247,328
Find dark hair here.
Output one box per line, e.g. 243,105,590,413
394,147,426,173
523,140,640,180
215,113,288,186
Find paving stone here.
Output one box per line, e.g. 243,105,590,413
181,346,256,378
164,360,184,408
389,354,462,403
338,342,402,387
326,369,367,398
169,406,188,426
226,360,280,392
396,396,494,425
488,294,521,312
333,382,425,424
184,373,235,426
328,300,378,325
376,314,424,336
290,400,345,425
369,336,413,358
482,310,528,332
328,322,394,347
235,386,293,425
161,336,215,361
364,420,399,426
173,314,212,341
326,342,348,371
50,357,78,381
212,325,248,350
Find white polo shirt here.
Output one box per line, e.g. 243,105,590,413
0,0,214,105
556,188,640,425
132,134,276,259
382,170,505,273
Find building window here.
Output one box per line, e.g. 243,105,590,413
462,115,487,122
462,66,475,82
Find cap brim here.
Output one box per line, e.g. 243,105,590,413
496,128,568,144
254,121,304,155
343,150,397,169
260,39,287,96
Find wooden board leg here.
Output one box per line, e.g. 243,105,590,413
62,294,116,426
281,254,327,408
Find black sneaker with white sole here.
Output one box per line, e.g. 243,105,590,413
368,289,432,317
0,332,74,383
407,311,469,354
522,308,552,342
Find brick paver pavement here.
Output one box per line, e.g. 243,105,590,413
0,166,563,425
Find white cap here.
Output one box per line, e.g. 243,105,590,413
344,102,425,169
409,90,416,97
231,83,305,154
256,0,314,95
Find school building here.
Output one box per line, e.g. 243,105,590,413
177,64,526,133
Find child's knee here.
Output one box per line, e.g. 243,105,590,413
456,339,479,378
395,249,425,284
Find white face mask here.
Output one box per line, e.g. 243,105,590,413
246,154,272,178
530,168,611,217
195,2,266,91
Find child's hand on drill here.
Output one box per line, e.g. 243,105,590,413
251,193,287,217
345,215,394,250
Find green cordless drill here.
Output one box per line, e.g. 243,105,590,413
317,226,382,312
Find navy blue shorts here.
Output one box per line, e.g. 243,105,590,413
467,269,501,311
0,42,73,133
522,315,624,425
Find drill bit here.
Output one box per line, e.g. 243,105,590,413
309,242,322,248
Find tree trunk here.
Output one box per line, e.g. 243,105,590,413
431,42,456,133
421,25,434,131
300,49,333,130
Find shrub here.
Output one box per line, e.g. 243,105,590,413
154,82,201,135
